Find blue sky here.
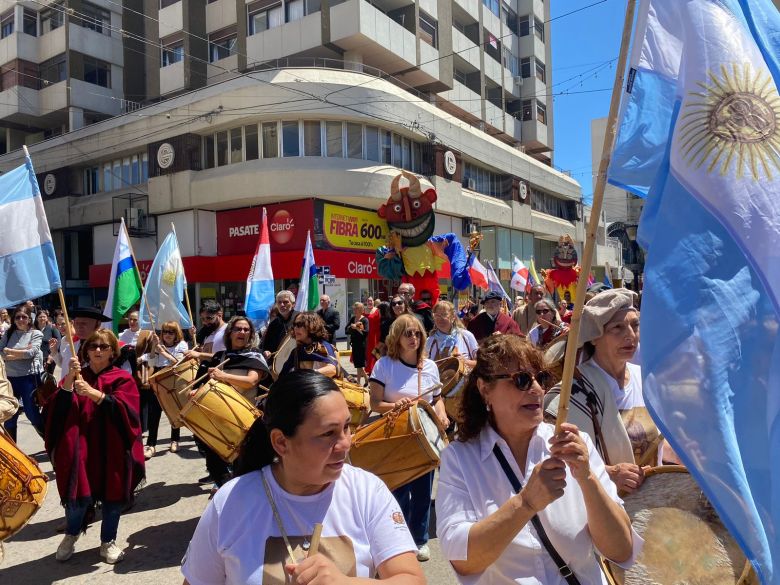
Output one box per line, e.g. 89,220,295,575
550,0,630,201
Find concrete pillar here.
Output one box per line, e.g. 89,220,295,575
344,50,363,72
68,106,84,131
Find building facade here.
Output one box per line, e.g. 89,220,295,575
0,0,582,320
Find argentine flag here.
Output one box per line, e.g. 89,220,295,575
103,217,142,333
294,231,319,312
0,152,61,308
140,230,192,330
608,0,780,582
245,208,275,327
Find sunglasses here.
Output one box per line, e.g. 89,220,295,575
492,370,554,391
232,327,251,333
162,329,176,334
87,343,111,352
535,309,551,315
391,301,405,307
403,329,422,339
14,315,29,320
293,322,306,328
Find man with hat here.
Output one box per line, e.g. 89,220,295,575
55,307,111,382
466,291,522,342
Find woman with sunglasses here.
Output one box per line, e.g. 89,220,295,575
279,312,340,379
527,299,567,348
45,329,145,565
436,334,637,584
0,304,44,441
369,314,447,562
425,301,478,367
139,321,189,458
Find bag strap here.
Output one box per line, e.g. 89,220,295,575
492,444,582,585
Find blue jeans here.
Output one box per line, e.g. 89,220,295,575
3,374,44,436
65,500,122,542
392,470,434,546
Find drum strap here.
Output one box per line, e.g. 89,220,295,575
492,445,582,585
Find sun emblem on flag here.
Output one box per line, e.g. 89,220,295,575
678,63,780,180
162,268,178,286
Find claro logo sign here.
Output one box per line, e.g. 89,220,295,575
347,256,376,276
270,209,295,244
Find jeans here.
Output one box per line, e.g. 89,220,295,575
65,500,122,542
3,374,44,437
146,393,180,448
392,470,434,546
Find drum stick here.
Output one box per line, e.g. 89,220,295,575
181,358,230,395
379,383,443,418
308,523,323,557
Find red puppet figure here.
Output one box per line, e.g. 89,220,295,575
378,171,437,248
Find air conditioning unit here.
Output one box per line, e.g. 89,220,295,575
467,177,477,190
124,207,143,229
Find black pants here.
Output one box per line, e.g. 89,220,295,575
146,393,181,447
194,437,231,486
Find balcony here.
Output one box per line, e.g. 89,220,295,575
453,0,479,22
68,24,124,65
246,11,323,64
160,60,185,94
37,24,67,63
518,33,545,62
206,0,237,34
439,79,482,119
69,78,123,116
452,28,479,70
505,112,521,140
521,118,550,153
0,29,38,65
159,1,184,37
483,53,503,86
520,74,546,102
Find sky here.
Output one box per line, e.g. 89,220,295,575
550,0,630,201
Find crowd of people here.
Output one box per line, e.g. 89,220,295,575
0,281,663,585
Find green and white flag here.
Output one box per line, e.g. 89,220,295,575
103,217,142,333
294,231,320,312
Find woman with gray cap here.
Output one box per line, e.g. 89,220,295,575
544,289,667,494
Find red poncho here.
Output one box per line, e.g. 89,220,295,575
45,366,145,505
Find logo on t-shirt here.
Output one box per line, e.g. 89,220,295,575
391,511,406,526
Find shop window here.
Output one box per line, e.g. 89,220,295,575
303,121,322,156
40,4,64,35
84,57,111,88
536,101,547,125
245,124,259,160
76,2,111,35
162,43,184,66
326,121,343,157
419,11,437,48
23,9,37,36
365,126,379,162
204,135,215,168
209,33,237,62
262,122,278,158
230,127,243,163
346,123,362,159
216,130,228,166
1,12,14,38
282,121,299,157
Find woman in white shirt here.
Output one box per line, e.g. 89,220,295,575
425,301,478,367
182,370,424,585
369,314,447,562
437,334,637,585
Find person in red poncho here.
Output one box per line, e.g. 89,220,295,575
45,329,145,565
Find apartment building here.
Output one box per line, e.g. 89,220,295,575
0,0,580,314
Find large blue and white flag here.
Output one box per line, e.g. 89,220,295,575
140,230,192,330
245,208,275,327
0,153,61,308
608,1,780,582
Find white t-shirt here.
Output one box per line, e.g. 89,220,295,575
118,328,140,346
369,357,441,403
182,465,416,585
141,340,189,368
591,361,644,410
426,328,478,361
204,322,228,354
437,423,641,585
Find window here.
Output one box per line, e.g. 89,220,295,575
22,9,37,36
141,153,149,181
41,4,64,34
160,0,180,7
131,155,140,184
503,47,519,76
346,123,362,159
381,130,392,164
112,160,121,185
535,58,546,83
39,55,66,86
365,126,379,162
286,0,304,22
204,135,215,168
303,121,321,156
531,187,577,221
262,122,278,158
518,15,529,36
536,101,547,125
282,121,299,157
454,67,467,85
534,17,544,42
245,124,259,160
249,3,283,35
419,11,437,48
326,121,342,157
216,131,228,166
482,0,499,17
84,166,100,195
1,13,13,38
122,158,131,186
209,33,237,62
230,127,243,163
103,164,112,191
402,137,411,170
77,2,110,35
162,43,184,66
521,99,533,121
84,57,111,88
462,162,507,198
520,57,531,78
392,134,402,167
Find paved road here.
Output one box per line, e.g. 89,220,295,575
2,359,460,584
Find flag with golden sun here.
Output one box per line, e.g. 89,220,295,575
140,230,192,330
608,0,780,582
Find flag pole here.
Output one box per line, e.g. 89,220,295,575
171,222,195,327
555,0,638,434
122,217,157,333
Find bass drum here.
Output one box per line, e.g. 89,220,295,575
0,428,48,544
349,401,447,492
271,334,297,381
436,357,467,420
148,358,200,428
602,466,758,585
334,379,370,432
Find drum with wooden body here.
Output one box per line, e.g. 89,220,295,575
0,428,48,543
180,379,261,463
436,357,467,420
601,466,757,585
271,334,296,381
334,379,370,431
542,329,569,384
349,401,448,491
147,358,199,428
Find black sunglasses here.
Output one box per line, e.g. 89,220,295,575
492,370,554,391
391,301,405,306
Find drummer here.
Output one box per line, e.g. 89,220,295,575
182,370,425,585
279,312,341,379
436,334,637,583
185,300,227,363
527,299,567,348
198,316,270,491
369,314,447,562
425,300,478,368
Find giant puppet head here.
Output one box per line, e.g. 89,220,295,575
553,234,578,269
378,171,437,248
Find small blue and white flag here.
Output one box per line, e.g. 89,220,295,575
294,231,319,312
245,208,275,327
0,152,61,308
140,230,192,330
608,1,780,582
486,261,511,306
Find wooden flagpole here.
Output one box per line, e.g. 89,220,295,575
170,222,195,327
555,0,638,433
122,217,157,333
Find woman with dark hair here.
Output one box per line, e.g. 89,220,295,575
280,312,340,378
1,304,44,440
182,370,425,585
436,334,637,584
46,329,145,565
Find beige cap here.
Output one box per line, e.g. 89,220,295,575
579,289,638,347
